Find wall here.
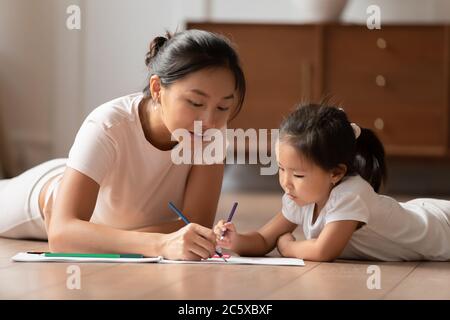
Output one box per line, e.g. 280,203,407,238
0,0,55,173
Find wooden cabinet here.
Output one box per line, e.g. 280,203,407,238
187,23,450,157
324,26,448,156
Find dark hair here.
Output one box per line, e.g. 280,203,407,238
279,103,387,192
143,29,246,120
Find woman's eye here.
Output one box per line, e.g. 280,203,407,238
188,100,203,107
279,167,285,172
218,106,230,111
294,175,304,178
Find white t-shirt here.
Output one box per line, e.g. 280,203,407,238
65,92,197,230
282,175,450,261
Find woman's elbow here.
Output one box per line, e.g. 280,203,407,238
47,221,73,252
47,233,61,252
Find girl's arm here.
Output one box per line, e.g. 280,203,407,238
47,168,217,260
230,212,298,256
277,220,360,262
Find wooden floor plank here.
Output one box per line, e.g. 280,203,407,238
148,262,320,300
264,260,419,299
383,262,450,300
0,261,118,299
19,263,214,299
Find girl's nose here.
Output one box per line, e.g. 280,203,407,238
281,175,293,191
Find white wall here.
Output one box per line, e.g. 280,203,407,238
0,0,185,171
51,0,83,159
0,0,55,172
1,0,449,173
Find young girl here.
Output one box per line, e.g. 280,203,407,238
215,103,450,262
0,29,246,261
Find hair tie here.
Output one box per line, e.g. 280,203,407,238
350,123,361,139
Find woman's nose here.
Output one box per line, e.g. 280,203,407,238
200,112,216,130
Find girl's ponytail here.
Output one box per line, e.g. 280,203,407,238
353,127,387,192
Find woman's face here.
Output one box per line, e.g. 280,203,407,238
155,67,237,140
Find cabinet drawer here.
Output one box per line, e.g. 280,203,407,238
325,26,447,109
342,105,447,156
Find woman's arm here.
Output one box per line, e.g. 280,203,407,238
131,220,186,234
125,164,224,234
231,212,298,256
277,220,360,262
47,168,217,260
180,163,225,227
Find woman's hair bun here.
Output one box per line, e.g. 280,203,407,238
145,32,172,67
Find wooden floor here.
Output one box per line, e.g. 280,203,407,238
1,192,449,300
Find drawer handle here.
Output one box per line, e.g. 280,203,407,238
375,75,386,87
376,37,387,49
374,118,384,130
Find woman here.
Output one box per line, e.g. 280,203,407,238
0,29,246,260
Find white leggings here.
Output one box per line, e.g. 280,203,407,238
0,159,66,240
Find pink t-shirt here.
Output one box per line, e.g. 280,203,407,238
66,92,192,230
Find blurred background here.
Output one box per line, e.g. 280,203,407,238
1,0,449,198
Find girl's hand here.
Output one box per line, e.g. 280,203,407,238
160,223,217,260
213,220,238,250
277,232,296,257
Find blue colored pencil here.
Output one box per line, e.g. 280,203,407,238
168,202,190,224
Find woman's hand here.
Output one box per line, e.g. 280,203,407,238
276,232,296,257
214,220,239,251
159,223,217,260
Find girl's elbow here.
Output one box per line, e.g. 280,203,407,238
303,247,339,262
316,255,337,262
315,248,340,262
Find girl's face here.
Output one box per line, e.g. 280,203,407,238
155,67,237,140
276,140,343,208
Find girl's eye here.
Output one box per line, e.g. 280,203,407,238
279,167,285,172
218,106,230,111
294,174,304,178
188,99,203,107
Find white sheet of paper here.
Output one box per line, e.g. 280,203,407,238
12,252,304,266
161,256,305,266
